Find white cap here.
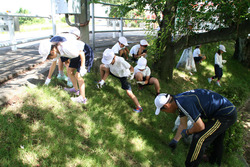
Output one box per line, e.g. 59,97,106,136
154,93,170,115
219,45,226,52
39,40,52,61
69,27,80,37
118,36,128,46
140,39,149,46
137,57,147,70
102,48,115,64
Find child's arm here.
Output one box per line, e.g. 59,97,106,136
79,50,85,67
79,50,87,76
47,61,57,79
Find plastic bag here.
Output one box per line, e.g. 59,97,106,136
176,47,196,72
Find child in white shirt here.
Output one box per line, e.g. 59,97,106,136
134,57,160,96
207,45,227,87
97,48,143,113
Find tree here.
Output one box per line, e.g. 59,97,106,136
114,0,250,80
16,8,33,25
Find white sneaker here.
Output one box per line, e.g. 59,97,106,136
207,78,212,84
96,81,105,89
71,96,87,104
216,81,221,87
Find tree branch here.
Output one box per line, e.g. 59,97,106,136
174,19,250,54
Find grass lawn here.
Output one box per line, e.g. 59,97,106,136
0,41,249,166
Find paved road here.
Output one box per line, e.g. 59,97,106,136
0,31,147,106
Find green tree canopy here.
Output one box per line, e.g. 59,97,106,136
104,0,250,80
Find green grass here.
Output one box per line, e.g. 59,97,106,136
0,41,249,166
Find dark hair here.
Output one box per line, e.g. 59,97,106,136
47,45,56,60
160,94,174,110
217,49,222,55
195,45,200,49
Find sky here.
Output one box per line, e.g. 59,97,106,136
0,0,51,15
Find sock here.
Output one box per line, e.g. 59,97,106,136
59,70,64,76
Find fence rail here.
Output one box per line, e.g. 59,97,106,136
0,2,155,50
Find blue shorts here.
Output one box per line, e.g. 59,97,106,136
110,72,132,90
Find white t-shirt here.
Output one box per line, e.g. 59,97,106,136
130,44,140,55
58,40,85,59
112,42,125,54
134,66,151,77
214,53,223,68
193,48,200,57
105,56,131,77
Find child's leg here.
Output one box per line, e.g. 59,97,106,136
75,72,85,99
68,67,79,90
135,72,143,81
149,77,160,94
58,58,64,76
126,90,141,107
100,64,110,81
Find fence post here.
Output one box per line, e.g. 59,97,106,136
120,17,123,37
113,20,116,38
51,0,57,36
7,16,17,51
91,2,95,50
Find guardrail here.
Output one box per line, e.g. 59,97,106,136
0,2,155,50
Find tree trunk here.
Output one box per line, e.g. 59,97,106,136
158,43,175,81
234,37,250,68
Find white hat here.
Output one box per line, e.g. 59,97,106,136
39,40,52,61
154,93,170,115
140,39,149,46
69,27,80,37
137,57,147,70
219,45,226,52
102,48,115,64
118,36,128,46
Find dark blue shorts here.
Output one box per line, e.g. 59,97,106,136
194,57,202,63
110,72,132,90
60,56,81,72
60,56,69,62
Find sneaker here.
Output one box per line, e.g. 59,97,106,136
207,78,212,84
64,87,78,93
96,82,106,89
57,74,68,81
75,90,80,96
67,80,73,87
216,81,221,87
133,106,143,113
71,96,87,104
189,72,193,76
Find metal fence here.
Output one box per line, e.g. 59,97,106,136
0,2,155,50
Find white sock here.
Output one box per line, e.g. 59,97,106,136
59,70,64,76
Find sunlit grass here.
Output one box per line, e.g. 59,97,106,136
0,41,248,166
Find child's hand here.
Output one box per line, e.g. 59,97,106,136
222,60,227,63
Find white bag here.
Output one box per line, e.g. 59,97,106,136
176,47,196,72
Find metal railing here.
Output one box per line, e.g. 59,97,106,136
0,2,155,50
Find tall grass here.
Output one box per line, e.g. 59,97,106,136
0,41,249,166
